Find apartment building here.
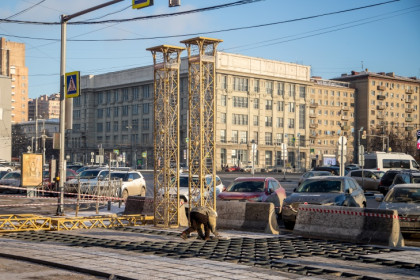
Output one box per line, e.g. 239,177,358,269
66,52,358,170
0,37,28,123
28,94,60,120
335,71,420,156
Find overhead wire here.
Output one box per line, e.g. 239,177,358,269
0,0,46,21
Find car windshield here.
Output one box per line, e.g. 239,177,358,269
385,188,420,203
2,172,20,179
110,173,128,181
226,181,265,192
297,180,342,193
79,170,101,179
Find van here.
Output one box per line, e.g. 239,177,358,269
363,152,419,171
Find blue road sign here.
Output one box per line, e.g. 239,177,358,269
65,71,80,98
133,0,153,9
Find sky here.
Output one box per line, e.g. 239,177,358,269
0,0,419,99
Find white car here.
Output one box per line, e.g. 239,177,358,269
0,164,13,172
109,171,146,200
65,169,110,194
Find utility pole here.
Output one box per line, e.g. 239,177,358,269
57,0,124,216
35,98,38,153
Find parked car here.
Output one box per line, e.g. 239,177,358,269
224,166,243,172
109,170,146,200
388,171,420,191
243,165,253,172
67,164,84,172
0,171,22,193
346,169,385,192
65,169,111,194
377,184,420,235
217,177,286,217
0,164,13,172
364,152,419,171
378,169,410,195
0,170,9,179
312,166,340,175
298,171,332,186
176,174,224,206
42,169,77,193
282,176,366,230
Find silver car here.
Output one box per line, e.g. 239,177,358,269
298,171,332,186
282,176,366,230
346,169,385,192
377,184,420,235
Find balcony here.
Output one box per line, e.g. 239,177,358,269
405,117,413,122
376,105,385,110
309,113,316,118
376,124,383,129
309,123,318,128
406,89,414,94
309,133,317,139
341,116,349,121
377,95,386,100
377,85,386,91
405,108,414,113
405,126,414,131
405,99,413,103
309,103,318,108
376,115,384,120
341,125,350,130
341,106,349,111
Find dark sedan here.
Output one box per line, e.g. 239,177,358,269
282,176,366,230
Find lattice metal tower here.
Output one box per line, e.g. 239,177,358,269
147,45,185,227
181,37,222,210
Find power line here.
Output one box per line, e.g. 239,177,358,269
1,0,46,20
0,0,401,42
0,0,265,25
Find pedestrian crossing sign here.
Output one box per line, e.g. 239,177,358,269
65,71,80,98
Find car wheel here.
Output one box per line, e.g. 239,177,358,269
140,186,146,197
283,221,295,230
122,189,129,203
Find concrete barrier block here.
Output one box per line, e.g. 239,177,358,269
123,196,154,215
293,205,404,247
217,200,247,229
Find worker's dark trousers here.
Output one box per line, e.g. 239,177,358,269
183,212,210,240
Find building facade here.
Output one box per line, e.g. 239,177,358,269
0,75,12,161
335,71,420,158
0,37,28,123
66,52,359,170
28,93,60,121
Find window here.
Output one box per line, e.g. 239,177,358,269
239,131,248,144
221,75,227,90
277,101,284,111
220,130,226,143
232,114,248,125
266,81,273,95
143,103,150,114
113,121,119,132
132,119,139,131
289,84,295,97
122,88,129,101
132,104,139,115
142,118,149,130
233,77,249,91
265,100,272,110
97,109,103,118
114,107,119,117
231,130,238,143
106,107,111,117
221,95,227,106
132,87,139,100
253,115,259,126
288,102,295,113
97,92,103,104
299,86,306,98
74,110,81,120
276,117,284,128
233,96,248,108
122,120,129,131
106,122,111,132
142,85,150,99
254,98,259,109
106,91,111,103
253,131,259,144
265,116,272,127
221,113,226,124
265,151,273,166
299,104,305,129
142,134,149,144
265,132,272,145
254,79,260,93
113,90,119,102
122,105,129,116
97,123,103,133
277,82,285,96
276,133,283,145
288,118,295,128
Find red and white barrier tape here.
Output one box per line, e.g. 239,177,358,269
297,206,420,222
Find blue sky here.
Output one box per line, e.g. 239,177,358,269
0,0,419,99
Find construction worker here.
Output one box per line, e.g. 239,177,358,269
180,206,219,240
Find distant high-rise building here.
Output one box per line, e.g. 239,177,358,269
0,75,12,161
0,37,29,123
28,94,60,120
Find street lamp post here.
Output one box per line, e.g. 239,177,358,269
358,127,364,165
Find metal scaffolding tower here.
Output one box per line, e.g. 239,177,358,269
181,37,222,210
147,45,185,227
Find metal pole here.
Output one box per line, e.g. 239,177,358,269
35,99,38,153
57,16,67,216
